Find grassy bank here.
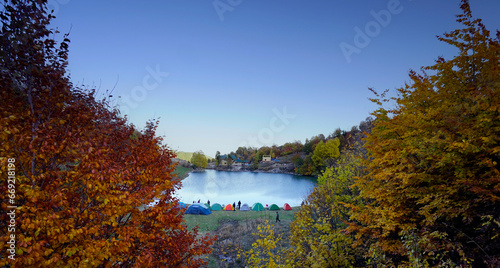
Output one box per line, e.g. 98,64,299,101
173,165,192,180
183,207,298,267
183,208,296,232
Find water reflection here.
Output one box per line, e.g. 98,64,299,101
175,170,317,207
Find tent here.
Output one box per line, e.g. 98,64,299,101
283,203,292,211
176,202,187,209
269,204,280,211
251,202,265,211
224,204,234,211
204,203,211,209
210,203,223,211
185,204,211,215
240,203,250,211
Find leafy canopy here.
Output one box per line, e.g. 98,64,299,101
190,151,208,168
352,1,500,266
0,0,213,267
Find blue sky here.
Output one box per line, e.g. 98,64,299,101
49,0,500,157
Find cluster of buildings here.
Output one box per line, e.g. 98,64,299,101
214,154,293,172
218,154,276,166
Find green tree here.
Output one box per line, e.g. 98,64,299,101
288,147,367,267
215,151,221,166
328,128,347,151
297,154,313,176
253,151,263,169
352,2,500,266
311,139,340,173
190,151,208,168
245,221,291,268
226,154,233,166
291,154,304,173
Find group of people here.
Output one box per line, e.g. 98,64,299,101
224,200,241,211
204,200,281,222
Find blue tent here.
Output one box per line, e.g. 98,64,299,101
185,204,212,215
176,202,187,209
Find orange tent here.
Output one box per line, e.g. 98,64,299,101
283,203,292,211
224,204,234,211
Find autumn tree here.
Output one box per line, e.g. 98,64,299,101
287,142,368,267
311,138,340,173
352,1,500,266
245,221,291,268
0,0,212,267
190,151,208,168
253,150,263,169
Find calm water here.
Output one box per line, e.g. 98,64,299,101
175,170,317,207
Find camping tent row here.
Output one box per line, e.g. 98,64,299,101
178,202,292,215
202,202,293,211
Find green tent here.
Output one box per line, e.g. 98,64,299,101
269,204,280,211
204,203,211,210
252,202,265,211
210,203,223,211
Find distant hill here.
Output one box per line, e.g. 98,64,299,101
174,151,213,162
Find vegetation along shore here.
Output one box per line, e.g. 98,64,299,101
1,1,498,267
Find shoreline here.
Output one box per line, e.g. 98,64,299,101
193,167,316,178
174,165,318,182
206,168,312,178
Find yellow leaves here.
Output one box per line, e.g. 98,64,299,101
44,248,54,256
66,248,77,257
357,8,500,265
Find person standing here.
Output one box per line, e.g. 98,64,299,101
207,200,210,207
238,200,241,210
276,211,281,222
233,202,236,211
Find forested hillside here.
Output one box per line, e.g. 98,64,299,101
215,117,373,176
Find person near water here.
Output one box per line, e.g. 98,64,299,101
276,211,281,222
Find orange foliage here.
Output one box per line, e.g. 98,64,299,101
0,1,212,267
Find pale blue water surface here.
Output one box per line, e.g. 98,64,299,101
175,170,317,207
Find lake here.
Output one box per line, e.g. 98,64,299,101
175,170,317,207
